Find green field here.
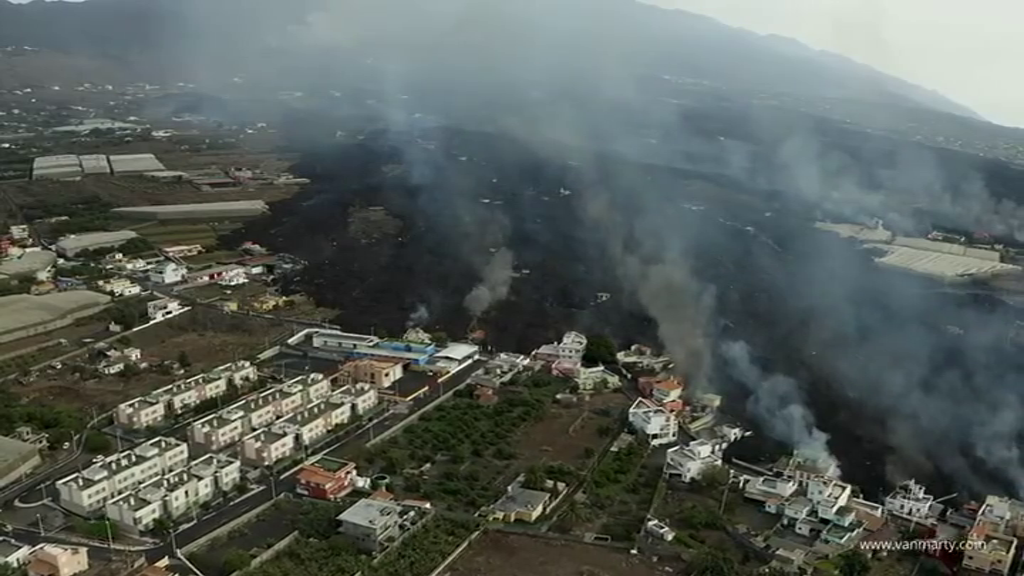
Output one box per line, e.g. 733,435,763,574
135,222,242,248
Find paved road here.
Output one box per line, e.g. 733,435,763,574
5,358,486,560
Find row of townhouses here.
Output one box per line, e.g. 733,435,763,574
114,361,258,429
56,437,190,517
189,372,378,467
55,436,242,533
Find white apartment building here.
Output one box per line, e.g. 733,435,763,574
576,366,622,392
114,397,166,430
56,437,188,516
147,298,184,321
189,408,247,452
806,476,853,523
332,383,378,415
627,397,678,446
884,479,936,521
95,278,141,298
271,399,352,447
533,331,587,363
241,430,296,468
114,361,256,430
105,454,240,534
148,263,187,286
665,438,732,483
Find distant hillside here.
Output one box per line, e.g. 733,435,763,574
0,0,979,121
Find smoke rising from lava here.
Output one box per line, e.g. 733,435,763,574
463,248,515,318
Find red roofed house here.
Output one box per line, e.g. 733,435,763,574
639,375,685,412
295,457,357,501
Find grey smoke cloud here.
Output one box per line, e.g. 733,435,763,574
463,248,515,317
111,0,1024,497
720,340,840,475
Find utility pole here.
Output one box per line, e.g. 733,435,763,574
36,514,44,536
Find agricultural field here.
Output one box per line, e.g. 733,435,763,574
12,308,294,413
359,374,626,513
551,437,662,541
445,531,683,576
190,498,350,576
134,221,242,248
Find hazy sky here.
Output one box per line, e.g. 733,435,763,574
645,0,1024,127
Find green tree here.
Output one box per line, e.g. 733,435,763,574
152,517,172,535
430,332,450,346
177,351,192,368
583,334,617,365
221,549,252,574
834,550,872,576
0,562,27,576
695,465,731,491
83,430,112,454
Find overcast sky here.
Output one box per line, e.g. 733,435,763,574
644,0,1024,127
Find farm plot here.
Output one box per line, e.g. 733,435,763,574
445,531,683,576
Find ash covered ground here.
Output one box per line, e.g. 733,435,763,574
238,126,1024,501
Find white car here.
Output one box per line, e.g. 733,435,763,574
92,455,104,464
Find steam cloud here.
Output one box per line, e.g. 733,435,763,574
463,248,515,317
406,303,430,328
721,341,840,476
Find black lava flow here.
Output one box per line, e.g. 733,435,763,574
234,126,1024,502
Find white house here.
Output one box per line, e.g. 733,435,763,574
534,331,588,363
98,361,125,376
884,479,937,522
148,262,187,285
665,440,723,483
147,298,184,321
576,365,621,392
627,397,678,446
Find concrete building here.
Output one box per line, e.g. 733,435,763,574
115,361,254,430
105,454,239,534
55,231,139,258
160,245,203,259
486,485,551,524
331,383,378,415
240,430,295,468
963,496,1024,576
336,498,406,553
0,292,111,345
665,440,725,483
56,437,188,516
301,329,437,366
0,537,32,567
627,397,678,446
575,365,622,392
295,458,357,501
533,331,587,363
186,265,246,286
94,278,141,298
638,375,684,406
189,408,247,452
26,545,88,576
336,359,404,388
149,263,187,286
884,479,937,522
147,298,185,322
271,399,352,447
0,435,42,488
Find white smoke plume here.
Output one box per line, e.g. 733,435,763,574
463,248,515,317
406,303,430,328
721,340,841,476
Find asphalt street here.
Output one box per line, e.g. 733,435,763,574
2,358,487,562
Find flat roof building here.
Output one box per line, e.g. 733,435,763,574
55,231,139,258
336,498,406,553
112,201,269,221
0,291,111,345
0,435,42,488
108,154,166,175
